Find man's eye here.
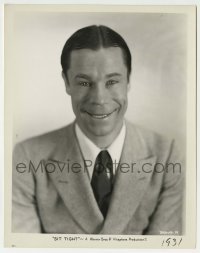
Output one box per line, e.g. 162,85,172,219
78,81,90,87
106,80,118,86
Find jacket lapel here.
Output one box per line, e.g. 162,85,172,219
44,123,104,234
100,122,157,234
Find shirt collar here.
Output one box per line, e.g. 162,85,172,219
75,122,126,179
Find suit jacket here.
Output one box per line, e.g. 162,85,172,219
12,120,184,234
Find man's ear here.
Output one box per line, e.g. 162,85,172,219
62,71,71,95
127,73,132,92
127,81,131,92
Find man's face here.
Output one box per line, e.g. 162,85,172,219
64,47,129,142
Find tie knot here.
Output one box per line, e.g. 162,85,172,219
96,150,112,169
93,150,113,178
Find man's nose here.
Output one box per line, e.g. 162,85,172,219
90,82,108,105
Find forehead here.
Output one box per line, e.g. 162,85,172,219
68,47,127,74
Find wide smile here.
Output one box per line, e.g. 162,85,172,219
84,108,118,120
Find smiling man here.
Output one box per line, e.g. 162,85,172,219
12,25,184,235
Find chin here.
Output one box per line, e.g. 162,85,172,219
88,125,117,137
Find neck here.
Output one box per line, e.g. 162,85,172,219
77,122,124,149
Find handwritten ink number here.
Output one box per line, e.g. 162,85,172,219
162,238,182,247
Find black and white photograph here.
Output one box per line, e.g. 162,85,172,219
4,4,196,248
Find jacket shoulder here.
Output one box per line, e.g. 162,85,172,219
126,121,172,144
125,121,178,158
13,123,74,160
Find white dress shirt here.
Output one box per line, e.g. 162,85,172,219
75,122,126,181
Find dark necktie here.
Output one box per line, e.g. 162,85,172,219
91,150,113,218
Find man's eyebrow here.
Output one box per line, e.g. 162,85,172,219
75,74,91,80
106,73,122,78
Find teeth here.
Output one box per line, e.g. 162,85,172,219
86,108,117,119
91,114,108,119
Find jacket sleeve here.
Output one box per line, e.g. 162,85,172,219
145,140,185,235
12,143,42,233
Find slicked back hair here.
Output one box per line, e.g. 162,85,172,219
61,25,132,81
